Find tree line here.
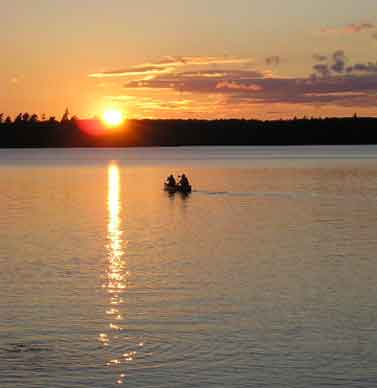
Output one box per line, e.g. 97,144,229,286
0,109,72,125
1,110,377,147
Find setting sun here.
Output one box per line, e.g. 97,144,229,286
102,110,124,127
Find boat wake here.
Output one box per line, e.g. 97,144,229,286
194,190,299,198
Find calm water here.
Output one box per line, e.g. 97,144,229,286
1,146,377,388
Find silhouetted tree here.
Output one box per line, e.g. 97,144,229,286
14,113,23,123
0,113,3,124
22,113,30,122
30,114,38,123
61,108,70,123
5,116,12,124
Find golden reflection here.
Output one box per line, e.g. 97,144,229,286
106,163,127,297
102,163,128,377
101,163,141,384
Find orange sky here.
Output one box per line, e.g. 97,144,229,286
1,0,377,120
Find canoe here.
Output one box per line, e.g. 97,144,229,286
164,183,192,194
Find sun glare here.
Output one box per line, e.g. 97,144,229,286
102,110,124,127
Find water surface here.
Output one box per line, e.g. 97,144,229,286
1,146,377,387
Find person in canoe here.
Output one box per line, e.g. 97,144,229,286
178,174,190,190
166,174,176,187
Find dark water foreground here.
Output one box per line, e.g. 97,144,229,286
1,146,377,387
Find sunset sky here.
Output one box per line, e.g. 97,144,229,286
1,0,377,119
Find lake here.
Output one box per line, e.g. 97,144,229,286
1,146,377,387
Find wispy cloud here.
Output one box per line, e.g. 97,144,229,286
88,65,172,78
89,56,254,79
320,22,375,35
344,23,374,33
138,56,254,68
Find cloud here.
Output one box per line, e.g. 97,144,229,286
265,56,280,66
331,50,347,73
180,69,265,79
346,62,377,74
123,69,266,92
313,64,331,78
89,56,255,80
92,52,377,113
88,65,172,78
216,81,262,92
139,56,254,68
313,50,377,78
373,32,377,40
313,54,327,62
312,50,348,77
124,69,377,106
121,53,377,109
345,23,374,33
320,22,375,35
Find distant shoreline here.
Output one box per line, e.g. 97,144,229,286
1,117,377,148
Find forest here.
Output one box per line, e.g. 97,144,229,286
1,111,377,147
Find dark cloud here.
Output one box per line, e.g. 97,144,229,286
332,50,345,60
216,81,262,92
331,50,347,74
265,56,280,66
313,50,377,78
124,67,377,108
226,75,377,107
312,50,347,77
179,69,264,79
313,64,331,78
346,62,377,74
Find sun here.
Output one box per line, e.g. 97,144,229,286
102,109,124,127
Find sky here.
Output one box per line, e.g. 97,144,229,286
1,0,377,119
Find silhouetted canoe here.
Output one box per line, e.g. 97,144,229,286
164,183,192,194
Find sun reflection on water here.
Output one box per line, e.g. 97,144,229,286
106,163,126,294
101,163,145,384
102,162,135,384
